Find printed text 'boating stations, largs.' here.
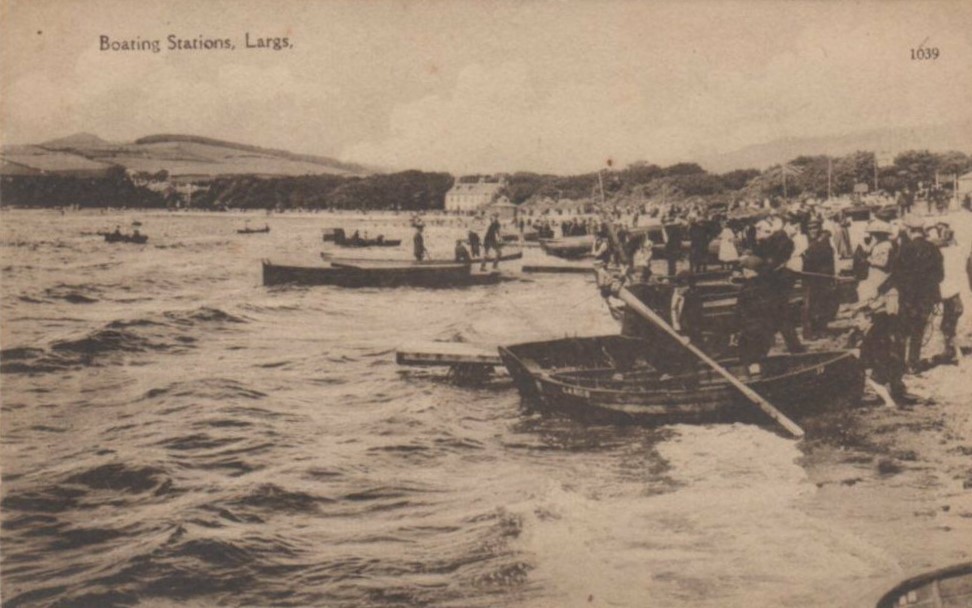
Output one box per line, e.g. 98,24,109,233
98,33,293,54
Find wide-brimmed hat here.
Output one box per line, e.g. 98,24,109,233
865,219,892,234
902,215,925,230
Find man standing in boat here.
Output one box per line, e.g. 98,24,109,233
752,218,804,354
413,221,426,261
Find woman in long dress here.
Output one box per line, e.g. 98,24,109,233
717,221,739,267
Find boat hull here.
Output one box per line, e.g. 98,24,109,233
262,261,501,288
876,562,972,608
104,234,148,244
498,335,864,426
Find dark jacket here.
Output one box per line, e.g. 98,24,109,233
803,236,835,276
893,236,943,304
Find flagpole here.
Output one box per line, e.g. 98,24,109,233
827,157,832,200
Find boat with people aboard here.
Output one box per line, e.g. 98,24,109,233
319,250,523,266
539,224,668,260
261,259,502,288
498,334,864,426
327,228,402,248
104,232,148,244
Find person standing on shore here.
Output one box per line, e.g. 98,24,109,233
413,222,426,261
894,216,944,372
467,230,481,258
801,221,836,339
688,215,710,273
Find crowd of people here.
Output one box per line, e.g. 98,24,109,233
595,199,967,404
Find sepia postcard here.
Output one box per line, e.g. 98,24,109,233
2,1,971,606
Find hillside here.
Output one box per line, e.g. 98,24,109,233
2,133,371,178
700,121,972,173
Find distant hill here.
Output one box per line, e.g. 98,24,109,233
41,132,114,148
3,133,372,178
699,121,972,173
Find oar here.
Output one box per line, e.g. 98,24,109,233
588,174,801,437
606,274,805,438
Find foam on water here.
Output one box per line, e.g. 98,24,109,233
0,209,948,608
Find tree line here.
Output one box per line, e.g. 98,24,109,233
1,150,969,209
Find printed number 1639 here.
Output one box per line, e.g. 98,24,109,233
911,47,939,60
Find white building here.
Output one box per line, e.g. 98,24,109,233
445,176,507,212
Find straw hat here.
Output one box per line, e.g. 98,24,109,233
902,215,925,230
865,219,893,234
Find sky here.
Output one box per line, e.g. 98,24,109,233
1,0,970,174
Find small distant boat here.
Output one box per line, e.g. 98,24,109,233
104,232,148,244
329,228,402,248
875,562,972,608
237,225,271,234
262,260,502,288
498,334,864,425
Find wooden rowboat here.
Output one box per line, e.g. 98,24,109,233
498,334,864,425
540,225,669,260
237,226,270,234
876,562,972,608
539,235,595,259
329,228,402,248
320,251,523,266
104,233,148,244
262,260,502,288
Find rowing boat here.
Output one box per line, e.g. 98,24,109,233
104,233,148,244
498,334,863,425
329,228,402,248
539,235,594,259
540,225,669,260
320,251,523,266
262,260,502,288
875,562,972,608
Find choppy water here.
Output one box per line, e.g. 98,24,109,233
0,209,936,607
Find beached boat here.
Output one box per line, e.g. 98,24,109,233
237,225,270,234
262,260,502,288
104,233,148,244
539,235,594,259
609,274,858,354
540,225,669,260
498,334,864,425
330,228,402,248
875,562,972,608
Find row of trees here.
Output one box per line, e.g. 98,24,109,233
196,171,454,210
0,166,166,208
751,150,972,200
2,150,968,210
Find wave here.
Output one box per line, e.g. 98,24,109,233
1,306,249,375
